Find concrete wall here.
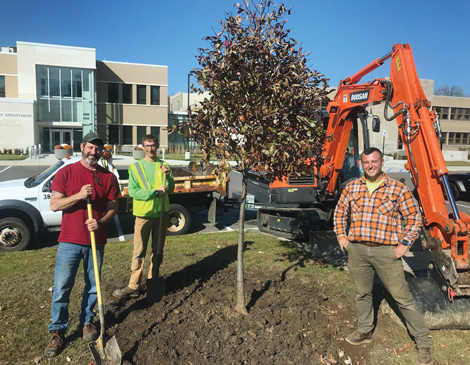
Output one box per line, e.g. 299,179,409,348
0,99,36,150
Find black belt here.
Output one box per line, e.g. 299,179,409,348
354,241,382,247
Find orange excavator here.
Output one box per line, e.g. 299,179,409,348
257,44,470,329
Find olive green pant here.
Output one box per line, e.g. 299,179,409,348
347,242,430,347
128,215,169,290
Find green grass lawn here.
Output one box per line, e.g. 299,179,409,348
0,231,469,365
0,154,28,160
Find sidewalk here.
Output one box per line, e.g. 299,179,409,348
0,153,234,168
2,153,470,172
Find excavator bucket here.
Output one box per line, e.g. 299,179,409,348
407,276,470,329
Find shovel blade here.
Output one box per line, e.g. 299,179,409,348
89,335,121,365
147,277,166,303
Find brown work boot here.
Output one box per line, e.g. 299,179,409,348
113,286,140,299
345,330,373,345
83,323,99,341
417,347,433,365
44,330,65,357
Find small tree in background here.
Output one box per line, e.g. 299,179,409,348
435,85,465,97
173,0,330,313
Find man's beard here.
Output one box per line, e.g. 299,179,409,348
83,152,99,165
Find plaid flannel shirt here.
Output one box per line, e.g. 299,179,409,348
334,173,422,246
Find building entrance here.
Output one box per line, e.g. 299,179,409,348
50,129,72,151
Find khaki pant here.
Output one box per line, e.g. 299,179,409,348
128,215,169,290
347,242,430,347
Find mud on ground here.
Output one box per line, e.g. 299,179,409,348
106,264,374,365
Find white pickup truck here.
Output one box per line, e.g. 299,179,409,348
0,156,123,252
0,156,230,252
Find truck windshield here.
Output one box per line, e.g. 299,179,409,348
24,160,65,188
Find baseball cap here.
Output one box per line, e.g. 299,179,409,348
82,132,104,146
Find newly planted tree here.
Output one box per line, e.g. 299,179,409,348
174,0,330,313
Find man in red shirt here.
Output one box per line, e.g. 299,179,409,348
334,147,432,365
44,133,121,358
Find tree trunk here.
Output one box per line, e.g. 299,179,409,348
235,170,248,314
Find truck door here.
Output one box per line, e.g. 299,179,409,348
39,175,62,227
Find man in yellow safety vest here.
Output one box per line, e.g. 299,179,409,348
113,134,174,300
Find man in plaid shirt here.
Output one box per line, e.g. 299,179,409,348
334,147,432,365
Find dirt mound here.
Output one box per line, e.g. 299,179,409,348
108,265,371,364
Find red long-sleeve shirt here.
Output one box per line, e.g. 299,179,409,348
334,173,422,246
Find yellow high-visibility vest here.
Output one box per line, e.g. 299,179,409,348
129,160,169,217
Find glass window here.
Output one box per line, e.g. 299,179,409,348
50,100,60,121
72,100,83,122
137,126,146,144
62,100,72,122
108,83,119,103
49,68,60,97
123,84,132,104
42,127,50,152
61,68,72,98
455,133,461,144
462,133,469,145
36,66,94,123
137,85,146,104
109,125,119,145
150,127,160,141
450,107,470,120
123,126,133,144
72,69,82,98
433,106,449,120
83,69,93,99
37,99,50,122
151,86,160,105
440,132,447,146
73,129,82,152
37,68,48,97
0,76,5,97
465,109,470,121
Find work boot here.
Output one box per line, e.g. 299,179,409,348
82,323,99,341
417,347,433,365
113,286,140,299
44,330,65,357
345,330,373,345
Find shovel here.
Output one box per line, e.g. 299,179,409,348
86,197,122,365
147,172,167,303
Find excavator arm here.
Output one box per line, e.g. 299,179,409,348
320,44,470,300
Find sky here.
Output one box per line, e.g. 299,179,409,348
1,0,469,96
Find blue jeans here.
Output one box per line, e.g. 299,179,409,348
48,242,104,333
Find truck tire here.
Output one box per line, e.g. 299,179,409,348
0,217,32,252
167,204,191,236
